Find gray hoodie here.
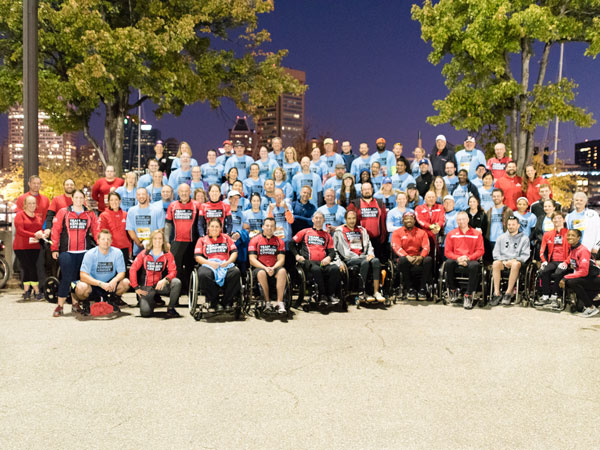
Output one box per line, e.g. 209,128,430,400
492,231,530,263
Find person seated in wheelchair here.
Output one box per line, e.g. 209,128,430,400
390,211,432,301
490,216,530,306
535,212,569,309
129,230,182,319
557,229,600,318
72,229,130,312
248,217,288,315
194,218,241,312
333,209,385,303
444,211,485,309
291,211,341,307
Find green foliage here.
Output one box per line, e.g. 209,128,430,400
0,0,305,173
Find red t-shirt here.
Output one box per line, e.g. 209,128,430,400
16,192,50,223
194,234,237,261
13,210,44,250
486,156,512,180
248,233,285,267
199,201,231,225
292,227,334,261
48,194,73,215
495,175,523,211
98,209,130,250
338,225,366,256
166,200,198,242
357,198,383,238
525,177,550,204
92,177,124,212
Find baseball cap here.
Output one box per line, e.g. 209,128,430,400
342,173,354,181
402,211,416,218
228,190,241,198
155,140,164,145
233,140,244,147
435,134,446,142
418,159,429,166
406,183,417,189
222,139,232,145
476,163,486,170
323,138,334,145
465,136,476,143
335,163,346,169
443,195,454,202
382,177,392,184
376,137,386,144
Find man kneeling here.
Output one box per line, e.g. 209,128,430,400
248,217,288,314
491,216,530,306
334,209,385,302
73,229,130,312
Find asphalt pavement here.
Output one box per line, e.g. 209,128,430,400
0,289,598,449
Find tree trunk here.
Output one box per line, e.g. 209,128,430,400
102,92,128,177
516,38,532,175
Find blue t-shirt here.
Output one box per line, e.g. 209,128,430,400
513,211,536,238
224,155,255,181
371,175,384,193
478,186,494,212
271,200,293,246
126,204,166,255
80,246,125,283
489,206,505,243
275,181,294,200
282,162,301,182
292,172,322,207
269,150,285,167
369,151,395,177
316,204,346,228
386,207,413,242
374,192,397,211
323,177,343,194
452,183,470,211
454,149,486,180
444,210,458,236
242,209,266,235
351,157,372,181
216,153,233,167
391,172,415,192
257,159,278,180
115,186,137,212
138,173,167,189
229,208,244,234
171,157,198,170
443,175,458,194
200,163,224,185
309,162,323,178
319,154,345,176
145,185,164,203
168,168,192,197
243,178,264,197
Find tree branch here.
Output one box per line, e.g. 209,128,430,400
535,42,552,87
83,124,107,167
128,95,150,110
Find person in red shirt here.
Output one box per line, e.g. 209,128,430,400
47,178,75,225
165,183,198,293
523,164,550,204
248,217,288,314
291,211,341,307
98,192,131,263
415,191,445,245
13,196,45,300
130,230,181,318
494,161,522,210
348,181,388,262
16,175,50,225
194,218,240,311
91,165,124,212
444,211,485,308
391,211,432,301
535,212,569,308
198,184,232,236
486,142,512,179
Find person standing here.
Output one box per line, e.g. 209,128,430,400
340,140,356,173
138,158,168,189
494,161,523,211
486,143,512,180
320,138,345,180
348,181,388,262
126,188,166,257
350,142,372,181
429,135,455,177
565,191,600,253
153,140,171,175
46,178,75,225
224,140,255,181
91,165,124,212
98,192,131,264
454,136,487,180
369,137,395,177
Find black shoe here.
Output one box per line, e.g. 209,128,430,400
417,289,428,301
501,293,513,306
328,295,340,305
216,304,224,312
490,295,502,306
166,308,181,318
447,290,459,304
407,289,417,301
155,298,166,307
224,304,233,313
318,297,328,307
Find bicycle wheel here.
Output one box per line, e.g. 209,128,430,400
0,256,10,289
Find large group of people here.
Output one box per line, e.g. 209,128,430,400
11,135,600,319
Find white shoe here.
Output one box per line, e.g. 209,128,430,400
374,292,385,302
579,306,599,318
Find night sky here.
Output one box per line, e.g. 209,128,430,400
1,0,599,162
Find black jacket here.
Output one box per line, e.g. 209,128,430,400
429,144,455,177
416,172,434,197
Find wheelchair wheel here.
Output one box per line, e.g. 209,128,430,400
480,265,488,306
295,264,306,308
43,276,60,303
438,262,446,304
234,277,245,320
188,268,200,319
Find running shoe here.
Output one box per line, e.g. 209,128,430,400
374,292,385,302
277,303,286,314
463,294,473,310
490,295,502,306
579,306,599,318
501,294,513,305
53,305,63,317
166,308,181,318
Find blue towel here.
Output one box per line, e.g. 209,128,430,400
206,259,234,287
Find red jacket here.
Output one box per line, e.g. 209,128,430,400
51,206,98,252
525,177,550,204
16,192,50,224
415,203,445,240
564,244,599,279
495,175,523,211
91,177,124,212
486,156,512,180
13,210,43,250
391,226,430,258
444,227,485,261
348,197,387,243
539,227,569,263
98,209,130,251
129,250,177,288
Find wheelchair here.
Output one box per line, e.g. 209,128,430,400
244,268,293,320
294,261,348,313
188,264,246,321
487,259,531,306
527,263,590,313
437,259,488,306
337,259,392,308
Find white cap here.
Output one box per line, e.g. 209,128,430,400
227,190,241,198
436,134,446,142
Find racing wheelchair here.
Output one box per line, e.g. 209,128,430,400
188,264,246,321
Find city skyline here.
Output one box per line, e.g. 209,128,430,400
0,1,598,164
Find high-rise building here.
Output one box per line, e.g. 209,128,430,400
122,115,161,172
163,137,179,159
7,106,77,167
229,116,256,157
575,139,600,170
255,68,306,149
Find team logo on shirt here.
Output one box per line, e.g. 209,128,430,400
69,218,88,229
136,215,151,226
96,262,114,273
174,209,193,220
361,207,379,218
206,243,228,254
146,261,164,272
307,235,326,246
258,244,277,255
206,209,224,218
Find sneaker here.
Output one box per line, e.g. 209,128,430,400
328,296,340,306
53,305,63,317
264,302,274,312
72,302,83,314
216,304,224,312
534,295,550,307
407,289,417,301
490,294,502,306
374,292,385,302
277,302,286,314
501,294,513,305
366,294,376,302
547,299,561,310
579,306,599,318
318,296,328,307
34,291,44,301
463,294,473,310
166,308,181,318
155,298,166,307
22,290,32,300
417,289,427,301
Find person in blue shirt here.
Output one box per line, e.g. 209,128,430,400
471,164,487,189
168,153,193,198
454,136,487,180
369,137,395,177
216,139,234,166
73,229,130,306
273,167,294,200
486,188,512,247
406,183,423,210
451,169,480,211
200,149,224,185
340,140,356,173
323,164,346,194
190,166,209,194
151,185,173,214
224,140,255,181
320,138,345,179
243,193,266,239
256,146,278,180
268,137,285,167
374,177,397,210
115,171,138,212
442,195,458,236
138,158,168,189
292,157,323,206
146,171,165,203
316,188,346,232
477,171,495,212
443,160,459,194
370,162,384,192
386,192,413,242
282,146,301,182
127,188,166,256
268,188,294,248
291,185,317,235
170,141,199,171
351,142,372,181
309,147,324,178
410,147,432,179
513,197,537,239
229,180,250,211
243,163,264,197
226,190,244,234
391,158,415,192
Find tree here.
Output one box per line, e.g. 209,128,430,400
411,0,600,173
0,0,304,174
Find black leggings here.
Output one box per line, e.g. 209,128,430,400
301,260,340,296
14,249,40,283
445,259,480,293
565,276,600,308
539,262,568,296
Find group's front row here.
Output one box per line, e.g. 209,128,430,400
53,209,600,320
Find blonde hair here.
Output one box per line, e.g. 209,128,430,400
284,146,297,163
146,229,170,253
176,141,192,157
273,167,287,182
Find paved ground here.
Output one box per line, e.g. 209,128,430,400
0,289,598,450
